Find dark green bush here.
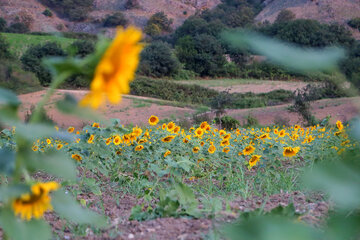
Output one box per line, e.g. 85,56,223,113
275,9,295,23
42,9,53,17
175,34,226,76
243,114,259,127
215,115,240,130
125,0,141,9
69,40,95,57
103,12,128,27
0,34,12,60
139,41,180,77
21,42,66,86
144,12,173,36
40,0,94,21
7,22,30,33
348,18,360,31
0,18,7,32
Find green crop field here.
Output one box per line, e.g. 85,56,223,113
2,33,76,58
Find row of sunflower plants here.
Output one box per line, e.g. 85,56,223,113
0,27,144,239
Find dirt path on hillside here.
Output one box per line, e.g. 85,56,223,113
18,90,359,129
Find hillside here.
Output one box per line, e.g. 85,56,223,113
256,0,360,39
0,0,220,35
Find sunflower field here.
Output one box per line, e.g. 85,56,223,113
1,26,360,239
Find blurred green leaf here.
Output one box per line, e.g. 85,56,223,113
224,216,323,240
0,148,15,175
303,162,360,210
44,57,84,77
28,151,77,181
0,208,52,240
56,93,106,123
222,30,345,72
14,123,56,141
0,184,30,202
0,88,21,107
52,189,107,227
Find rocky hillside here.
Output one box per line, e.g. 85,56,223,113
256,0,360,38
0,0,220,35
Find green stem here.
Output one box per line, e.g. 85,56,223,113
30,72,71,124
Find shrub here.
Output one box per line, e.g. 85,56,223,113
0,18,7,32
7,22,30,33
275,9,295,23
42,9,53,17
21,42,66,86
69,40,95,57
144,12,173,36
103,12,128,27
40,0,94,21
0,34,12,59
125,0,141,9
348,18,360,31
243,114,259,127
175,34,226,77
215,115,240,130
138,41,180,77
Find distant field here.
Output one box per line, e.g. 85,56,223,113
2,33,76,58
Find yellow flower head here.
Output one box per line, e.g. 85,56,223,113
72,154,82,161
167,122,176,132
135,145,144,151
12,182,60,221
32,145,38,152
243,145,255,155
92,122,100,128
67,127,75,133
113,135,122,145
56,144,63,150
164,150,171,157
222,147,230,153
208,145,216,154
149,115,159,126
46,139,51,145
336,120,344,131
80,27,143,109
87,134,95,144
162,135,175,143
283,146,300,157
200,121,208,130
249,155,261,167
193,147,200,153
195,128,204,137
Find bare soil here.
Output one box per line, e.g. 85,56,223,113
18,90,359,129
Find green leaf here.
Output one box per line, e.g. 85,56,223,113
52,189,107,227
0,208,52,240
222,30,345,72
13,123,56,141
0,88,21,107
56,93,106,124
28,151,77,181
43,57,84,77
0,148,15,175
0,184,30,202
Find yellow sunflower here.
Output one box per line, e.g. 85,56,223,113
67,127,75,133
249,155,261,167
222,147,230,153
336,120,344,131
56,144,63,150
243,145,255,155
194,128,204,137
148,115,159,126
167,122,176,132
32,145,38,152
193,147,200,153
208,145,216,154
92,122,100,128
135,145,144,151
87,134,95,144
12,182,60,221
80,27,143,109
113,135,122,145
72,154,82,161
283,146,300,157
164,150,171,157
162,135,175,143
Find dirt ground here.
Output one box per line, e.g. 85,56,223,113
18,89,359,129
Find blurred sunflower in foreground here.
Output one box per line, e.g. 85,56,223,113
80,26,144,109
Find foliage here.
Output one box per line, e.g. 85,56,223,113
103,12,128,28
69,40,95,58
6,23,30,34
176,34,226,76
42,9,53,17
0,18,7,32
144,12,173,37
275,9,296,23
289,86,318,126
40,0,94,21
0,34,12,60
21,42,66,86
347,18,360,31
215,115,240,130
138,41,180,77
125,0,141,9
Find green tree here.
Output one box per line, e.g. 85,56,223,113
275,9,295,23
21,42,66,86
103,12,128,27
139,41,180,77
176,34,226,76
0,34,12,60
0,18,7,32
144,12,173,36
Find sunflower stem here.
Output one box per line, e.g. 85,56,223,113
30,71,72,124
